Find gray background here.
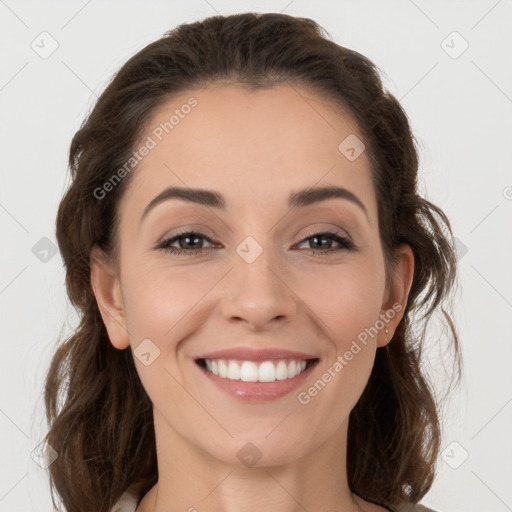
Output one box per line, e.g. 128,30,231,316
1,0,511,511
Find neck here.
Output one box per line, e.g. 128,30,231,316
135,409,386,512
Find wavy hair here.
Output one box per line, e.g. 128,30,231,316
43,12,462,512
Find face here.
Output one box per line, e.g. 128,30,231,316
91,83,413,468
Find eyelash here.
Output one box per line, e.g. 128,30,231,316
156,230,356,257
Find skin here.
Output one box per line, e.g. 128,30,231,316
90,83,414,512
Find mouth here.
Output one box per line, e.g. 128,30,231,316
195,357,320,383
194,355,320,402
192,346,321,401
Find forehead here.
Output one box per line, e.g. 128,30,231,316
119,83,377,223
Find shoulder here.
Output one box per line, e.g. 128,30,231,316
394,503,439,512
110,490,139,512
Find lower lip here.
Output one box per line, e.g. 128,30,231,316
195,360,319,402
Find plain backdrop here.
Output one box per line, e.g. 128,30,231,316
1,1,511,511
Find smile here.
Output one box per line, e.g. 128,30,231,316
197,358,317,383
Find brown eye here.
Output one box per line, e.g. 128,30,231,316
296,231,356,255
157,231,214,256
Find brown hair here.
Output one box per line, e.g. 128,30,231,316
44,12,462,512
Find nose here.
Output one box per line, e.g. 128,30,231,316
221,245,298,332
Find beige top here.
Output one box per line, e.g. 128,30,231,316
111,491,138,512
395,503,438,512
110,491,439,512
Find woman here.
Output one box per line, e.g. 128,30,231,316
43,12,461,512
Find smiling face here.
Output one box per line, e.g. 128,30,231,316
91,83,413,469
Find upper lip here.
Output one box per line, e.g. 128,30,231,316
196,347,318,362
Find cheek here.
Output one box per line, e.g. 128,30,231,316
122,264,213,347
300,261,384,339
298,260,383,391
120,263,216,410
121,251,208,344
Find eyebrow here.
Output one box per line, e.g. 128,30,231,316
140,185,369,225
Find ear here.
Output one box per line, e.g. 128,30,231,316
377,244,415,348
90,246,130,350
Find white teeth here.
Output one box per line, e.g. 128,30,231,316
240,361,258,382
227,361,240,379
258,361,275,382
275,361,289,380
203,358,309,382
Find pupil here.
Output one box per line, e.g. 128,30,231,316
182,235,201,249
313,235,330,249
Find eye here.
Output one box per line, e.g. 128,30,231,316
295,231,356,256
156,230,214,257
